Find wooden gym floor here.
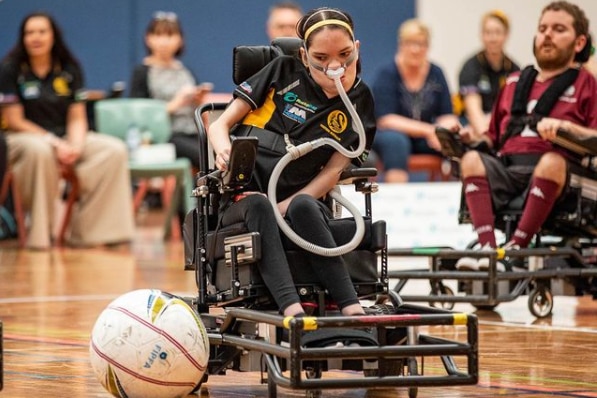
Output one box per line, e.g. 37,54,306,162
0,209,596,398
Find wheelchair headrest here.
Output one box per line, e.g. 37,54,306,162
232,37,303,85
575,34,593,63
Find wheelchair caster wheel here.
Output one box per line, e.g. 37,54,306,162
190,372,208,393
267,373,277,398
472,303,498,311
305,367,322,379
528,287,553,318
407,357,418,398
429,284,455,310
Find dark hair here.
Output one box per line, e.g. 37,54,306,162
542,1,589,37
144,11,185,56
296,8,355,48
2,12,81,71
296,7,361,74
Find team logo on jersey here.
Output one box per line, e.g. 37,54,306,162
283,91,317,112
560,85,576,103
20,81,41,99
277,79,300,96
239,81,253,94
53,76,71,96
320,110,348,141
283,104,307,123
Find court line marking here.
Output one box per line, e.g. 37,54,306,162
0,294,119,304
0,291,193,304
479,319,597,334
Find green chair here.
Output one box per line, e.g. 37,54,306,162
94,98,194,240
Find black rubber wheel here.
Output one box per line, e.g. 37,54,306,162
305,367,322,379
304,367,322,397
305,389,322,398
407,357,418,398
190,372,208,394
473,304,498,311
267,368,277,398
528,287,553,318
429,284,455,310
363,358,403,377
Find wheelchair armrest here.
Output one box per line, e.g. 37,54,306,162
435,127,467,159
552,129,597,157
338,167,377,184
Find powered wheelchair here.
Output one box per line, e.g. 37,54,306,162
390,126,597,318
181,38,478,397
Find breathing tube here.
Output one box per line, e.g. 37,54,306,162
266,66,367,257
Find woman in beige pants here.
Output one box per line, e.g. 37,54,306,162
0,12,134,249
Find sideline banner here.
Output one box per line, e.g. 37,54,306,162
340,182,482,250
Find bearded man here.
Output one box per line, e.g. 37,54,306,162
453,1,597,271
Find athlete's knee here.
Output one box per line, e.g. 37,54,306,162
286,194,319,218
460,150,486,178
534,152,566,182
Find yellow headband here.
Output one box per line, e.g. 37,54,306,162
304,19,354,42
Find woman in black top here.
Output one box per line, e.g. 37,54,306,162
458,10,520,136
0,12,135,249
209,7,376,317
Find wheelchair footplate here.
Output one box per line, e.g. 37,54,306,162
388,244,597,318
195,299,478,397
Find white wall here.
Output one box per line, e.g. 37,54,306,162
417,0,597,93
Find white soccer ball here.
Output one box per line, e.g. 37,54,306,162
89,289,209,398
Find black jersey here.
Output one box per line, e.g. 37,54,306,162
458,51,519,115
0,61,83,137
233,55,376,201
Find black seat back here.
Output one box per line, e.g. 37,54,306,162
233,37,302,84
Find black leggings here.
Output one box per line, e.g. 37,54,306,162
220,194,359,312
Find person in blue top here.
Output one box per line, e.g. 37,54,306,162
371,19,458,182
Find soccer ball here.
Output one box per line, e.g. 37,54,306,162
89,289,210,398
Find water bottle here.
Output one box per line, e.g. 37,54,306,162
140,125,153,146
126,123,141,160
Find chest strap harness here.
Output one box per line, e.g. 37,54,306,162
497,65,579,151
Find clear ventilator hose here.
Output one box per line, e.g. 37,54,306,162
267,67,367,256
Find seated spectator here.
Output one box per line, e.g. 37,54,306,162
454,1,597,271
130,11,212,170
458,10,520,136
0,12,135,249
266,1,303,41
371,19,458,183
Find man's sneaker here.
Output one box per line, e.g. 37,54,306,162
477,258,507,272
477,242,525,272
455,244,493,271
501,241,527,271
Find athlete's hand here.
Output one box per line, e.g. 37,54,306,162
215,149,230,172
536,117,565,141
